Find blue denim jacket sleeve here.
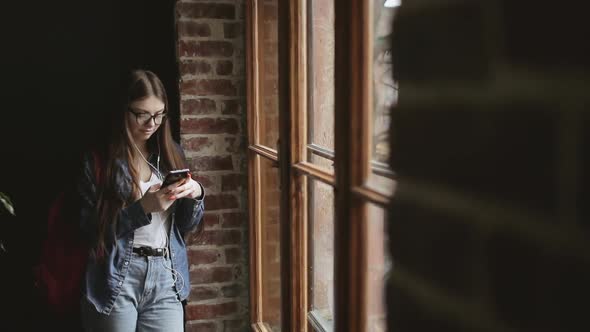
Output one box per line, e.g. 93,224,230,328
174,183,205,235
76,152,151,244
172,143,205,235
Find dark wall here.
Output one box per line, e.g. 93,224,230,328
0,0,179,329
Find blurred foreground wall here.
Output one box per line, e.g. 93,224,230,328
387,1,589,331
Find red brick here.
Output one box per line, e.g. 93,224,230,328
180,60,212,76
182,137,212,153
220,99,242,115
181,79,237,96
223,22,243,39
202,212,220,228
188,229,241,246
189,266,234,284
175,1,248,328
221,212,247,228
189,156,233,171
236,79,246,96
224,319,248,331
193,175,217,190
221,284,241,297
178,21,211,37
181,117,239,135
203,194,239,211
216,60,233,76
237,2,245,19
224,137,243,153
189,286,219,302
185,301,238,320
188,248,221,264
177,3,235,19
178,40,234,57
221,174,245,191
225,247,242,264
185,322,217,332
181,98,216,115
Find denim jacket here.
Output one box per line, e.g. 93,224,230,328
76,149,204,315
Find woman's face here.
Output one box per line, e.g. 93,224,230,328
127,95,166,144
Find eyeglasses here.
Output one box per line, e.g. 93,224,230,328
128,108,167,125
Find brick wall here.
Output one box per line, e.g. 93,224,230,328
175,1,249,331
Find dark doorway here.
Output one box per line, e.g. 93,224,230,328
0,0,179,329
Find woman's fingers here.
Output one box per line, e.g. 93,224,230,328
169,181,190,194
168,180,199,199
172,188,192,199
165,183,180,192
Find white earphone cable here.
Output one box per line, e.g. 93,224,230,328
131,138,163,181
132,133,185,296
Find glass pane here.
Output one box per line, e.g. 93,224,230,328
260,156,282,330
366,203,392,332
369,0,398,194
309,178,335,329
307,149,334,173
258,0,279,150
307,0,335,153
372,1,397,164
367,169,396,196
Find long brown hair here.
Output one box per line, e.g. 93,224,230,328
95,69,186,254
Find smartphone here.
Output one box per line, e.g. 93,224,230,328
162,169,190,187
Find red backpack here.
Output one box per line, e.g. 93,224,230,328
34,151,102,315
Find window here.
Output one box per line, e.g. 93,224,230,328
247,0,396,331
259,156,282,330
246,1,282,331
369,1,398,197
307,0,335,174
308,179,335,329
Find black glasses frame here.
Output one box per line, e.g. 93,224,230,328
128,108,168,125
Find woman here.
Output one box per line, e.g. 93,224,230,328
77,69,204,331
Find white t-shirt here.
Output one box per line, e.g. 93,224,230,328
134,172,171,249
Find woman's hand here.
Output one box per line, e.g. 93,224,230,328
140,175,203,213
167,174,203,200
139,184,176,213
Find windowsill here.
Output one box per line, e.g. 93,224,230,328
308,310,334,332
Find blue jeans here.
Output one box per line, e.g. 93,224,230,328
81,253,184,332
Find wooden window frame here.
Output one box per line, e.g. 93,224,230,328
247,0,392,331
